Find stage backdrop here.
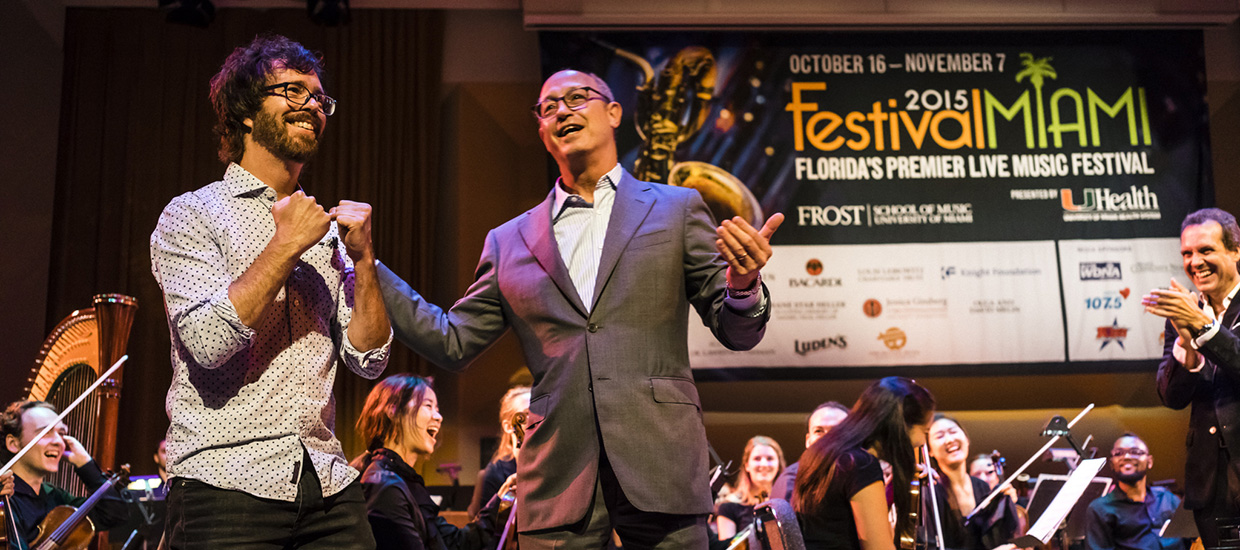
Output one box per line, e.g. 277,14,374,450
539,30,1211,377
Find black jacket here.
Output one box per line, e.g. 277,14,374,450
355,448,499,550
1156,300,1240,510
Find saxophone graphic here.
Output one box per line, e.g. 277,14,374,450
599,40,764,226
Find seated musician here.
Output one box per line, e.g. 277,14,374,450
352,375,505,550
926,415,1023,550
714,435,785,541
468,385,529,518
1083,433,1187,550
793,377,936,550
1,400,126,549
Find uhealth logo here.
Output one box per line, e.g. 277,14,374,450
1080,262,1121,281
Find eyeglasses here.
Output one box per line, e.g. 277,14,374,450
263,82,337,116
1110,448,1149,458
531,86,611,119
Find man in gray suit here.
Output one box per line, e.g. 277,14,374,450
376,69,783,549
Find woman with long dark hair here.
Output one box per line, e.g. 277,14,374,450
793,377,936,550
926,415,1023,550
353,375,503,550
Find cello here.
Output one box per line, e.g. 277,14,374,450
0,356,128,550
0,465,129,550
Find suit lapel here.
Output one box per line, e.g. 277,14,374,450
518,191,589,318
590,171,655,310
1224,295,1240,330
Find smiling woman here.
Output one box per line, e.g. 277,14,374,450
352,375,502,550
926,415,1023,550
714,435,785,542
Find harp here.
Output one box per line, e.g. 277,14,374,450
24,294,137,496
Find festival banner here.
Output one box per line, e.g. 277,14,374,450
538,31,1211,375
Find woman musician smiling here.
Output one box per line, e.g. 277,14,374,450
353,375,507,550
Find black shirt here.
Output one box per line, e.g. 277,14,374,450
5,460,128,550
798,447,886,550
929,474,1021,550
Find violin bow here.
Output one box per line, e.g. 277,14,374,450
0,355,128,477
921,444,945,550
967,403,1094,519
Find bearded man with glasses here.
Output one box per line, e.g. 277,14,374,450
149,35,391,550
1084,434,1188,550
376,69,785,549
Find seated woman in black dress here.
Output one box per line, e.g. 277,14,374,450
714,435,786,541
926,415,1024,550
353,374,504,550
793,376,936,550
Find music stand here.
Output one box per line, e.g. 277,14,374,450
1012,457,1108,547
1160,501,1199,540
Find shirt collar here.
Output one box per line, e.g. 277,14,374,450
224,163,275,199
12,472,38,497
1203,280,1240,316
552,163,622,220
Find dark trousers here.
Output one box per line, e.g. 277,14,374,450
163,456,375,550
1195,446,1240,550
519,453,708,550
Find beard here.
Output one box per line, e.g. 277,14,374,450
251,107,319,162
1114,469,1147,485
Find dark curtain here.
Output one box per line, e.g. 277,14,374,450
49,7,443,471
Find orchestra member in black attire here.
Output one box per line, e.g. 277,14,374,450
353,375,504,550
926,415,1022,550
714,435,785,541
1,400,127,550
793,377,935,550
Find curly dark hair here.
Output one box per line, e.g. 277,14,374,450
209,34,325,164
1,400,56,462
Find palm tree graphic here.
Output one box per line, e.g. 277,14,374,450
1015,52,1057,148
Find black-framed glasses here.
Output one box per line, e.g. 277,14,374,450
263,82,337,116
1110,448,1148,458
531,86,611,119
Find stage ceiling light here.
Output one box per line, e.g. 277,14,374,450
307,0,350,26
158,0,215,27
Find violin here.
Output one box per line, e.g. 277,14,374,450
901,446,945,550
989,451,1029,537
26,465,129,550
496,411,527,550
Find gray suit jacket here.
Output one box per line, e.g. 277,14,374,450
377,170,770,530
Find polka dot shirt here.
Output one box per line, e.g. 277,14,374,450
150,163,391,502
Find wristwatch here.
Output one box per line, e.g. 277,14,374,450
1193,321,1216,340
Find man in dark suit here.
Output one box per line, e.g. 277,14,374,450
1145,208,1240,548
376,70,783,549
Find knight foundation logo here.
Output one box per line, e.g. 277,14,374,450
878,327,907,350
